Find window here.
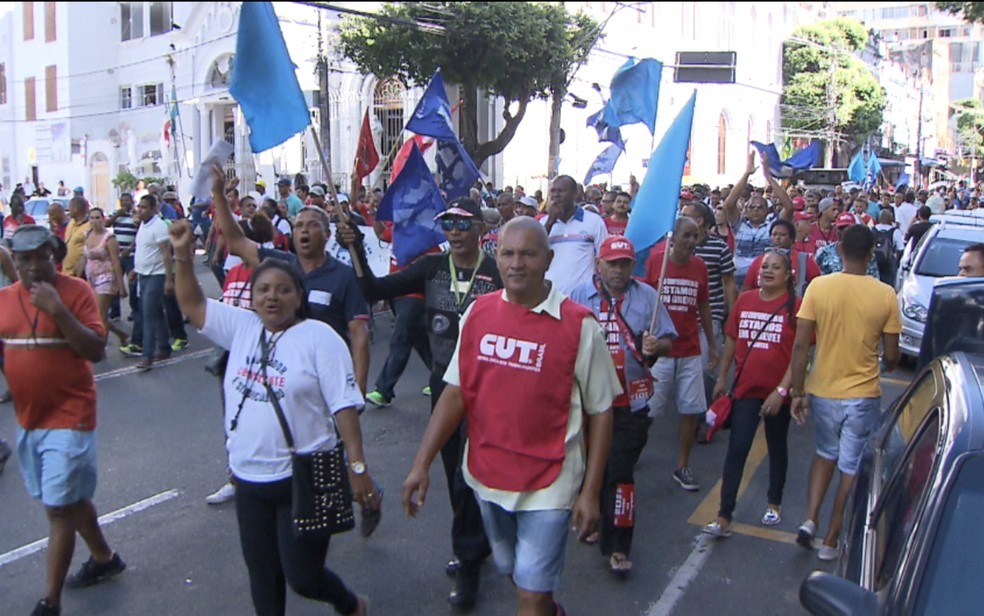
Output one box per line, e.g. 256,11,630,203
373,78,405,178
24,76,36,121
120,86,132,109
23,1,34,40
940,28,953,38
141,83,163,106
717,112,728,175
149,2,171,36
0,63,6,105
121,2,144,41
44,1,54,42
45,65,56,112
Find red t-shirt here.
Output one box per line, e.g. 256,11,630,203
725,291,800,400
643,250,709,358
806,222,838,257
743,250,821,291
604,217,628,236
3,214,36,237
0,275,105,430
221,264,254,310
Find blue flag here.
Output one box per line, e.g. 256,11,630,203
229,2,311,153
863,154,882,191
584,143,624,185
847,151,867,183
625,91,696,276
602,58,662,134
586,108,625,149
751,140,819,178
435,138,481,200
895,170,911,190
406,70,457,141
375,143,447,266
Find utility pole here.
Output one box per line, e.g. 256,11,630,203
915,83,923,188
825,52,838,167
317,10,332,186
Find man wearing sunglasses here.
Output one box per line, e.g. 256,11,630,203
337,197,502,610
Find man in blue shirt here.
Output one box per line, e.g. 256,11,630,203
277,177,305,219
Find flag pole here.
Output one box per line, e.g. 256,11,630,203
649,231,673,333
308,124,364,278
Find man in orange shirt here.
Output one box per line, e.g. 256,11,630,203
0,226,126,616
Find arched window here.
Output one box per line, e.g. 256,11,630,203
373,78,405,177
717,112,728,175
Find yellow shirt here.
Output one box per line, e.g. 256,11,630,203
798,273,901,399
63,219,91,276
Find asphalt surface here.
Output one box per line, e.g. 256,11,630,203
0,263,917,616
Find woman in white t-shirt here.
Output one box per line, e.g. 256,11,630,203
168,219,373,616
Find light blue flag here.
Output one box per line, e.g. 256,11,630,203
602,58,662,135
895,170,911,190
847,151,867,183
435,138,481,201
230,2,311,153
863,154,882,191
406,70,457,141
625,90,696,276
584,143,624,185
375,142,447,266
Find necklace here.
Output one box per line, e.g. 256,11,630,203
449,251,484,314
16,289,41,351
229,326,292,432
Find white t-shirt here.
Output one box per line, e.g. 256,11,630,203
542,207,608,296
201,299,365,482
134,215,170,276
895,203,918,234
874,223,905,252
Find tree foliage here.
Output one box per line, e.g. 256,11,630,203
951,98,984,157
937,2,984,24
338,2,600,166
781,18,886,143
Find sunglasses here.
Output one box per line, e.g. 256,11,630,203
440,218,475,232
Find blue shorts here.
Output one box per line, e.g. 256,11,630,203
477,499,571,593
17,428,98,507
810,396,880,475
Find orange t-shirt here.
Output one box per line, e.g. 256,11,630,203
0,274,105,430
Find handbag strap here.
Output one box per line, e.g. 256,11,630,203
259,329,296,453
729,299,787,395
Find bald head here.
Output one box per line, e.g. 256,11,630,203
674,216,699,236
500,216,549,254
878,208,895,225
497,216,553,305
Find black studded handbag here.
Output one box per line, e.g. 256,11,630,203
260,345,354,538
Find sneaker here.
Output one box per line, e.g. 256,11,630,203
31,599,60,616
65,553,126,589
421,386,432,397
796,520,816,549
205,482,236,505
817,542,841,561
701,521,732,538
171,338,189,352
672,467,700,491
761,508,782,526
119,343,143,357
365,390,391,407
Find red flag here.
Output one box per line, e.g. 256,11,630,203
354,109,379,182
390,134,434,183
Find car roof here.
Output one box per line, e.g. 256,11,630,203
934,224,984,240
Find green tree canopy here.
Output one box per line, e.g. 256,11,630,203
937,2,984,23
338,2,599,166
951,98,984,157
781,17,886,144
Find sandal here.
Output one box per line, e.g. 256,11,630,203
761,507,782,526
609,553,633,577
702,521,732,538
582,531,600,545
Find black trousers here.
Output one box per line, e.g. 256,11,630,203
430,371,491,569
600,407,652,557
717,398,792,521
234,477,359,616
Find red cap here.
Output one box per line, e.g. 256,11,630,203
835,212,856,228
792,196,806,210
598,236,636,261
794,211,815,223
680,190,694,200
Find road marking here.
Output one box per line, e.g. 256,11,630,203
94,349,212,382
0,489,180,568
688,425,768,527
645,534,715,616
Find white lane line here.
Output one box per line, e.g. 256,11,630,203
645,534,715,616
0,489,180,568
95,349,212,382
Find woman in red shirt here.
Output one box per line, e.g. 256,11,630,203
703,252,801,538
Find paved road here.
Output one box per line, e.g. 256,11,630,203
0,265,916,615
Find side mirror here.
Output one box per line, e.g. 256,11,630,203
800,571,877,616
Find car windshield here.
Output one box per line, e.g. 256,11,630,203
915,237,974,277
26,200,51,218
914,454,984,614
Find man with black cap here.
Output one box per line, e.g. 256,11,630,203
0,225,126,616
337,197,502,610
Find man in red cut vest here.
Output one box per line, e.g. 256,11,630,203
402,217,620,616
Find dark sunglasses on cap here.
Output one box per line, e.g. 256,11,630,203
440,218,475,232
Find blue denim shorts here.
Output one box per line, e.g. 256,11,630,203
477,499,571,593
810,396,880,475
17,428,98,506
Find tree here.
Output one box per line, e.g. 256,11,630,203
338,2,599,167
951,98,984,158
937,2,984,24
781,18,886,162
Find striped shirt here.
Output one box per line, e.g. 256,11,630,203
112,214,138,250
694,234,735,324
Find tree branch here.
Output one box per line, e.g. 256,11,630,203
474,95,529,166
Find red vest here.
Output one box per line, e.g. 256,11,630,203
459,290,590,492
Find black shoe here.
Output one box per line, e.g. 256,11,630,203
65,553,126,589
446,558,462,577
32,599,60,616
447,566,479,610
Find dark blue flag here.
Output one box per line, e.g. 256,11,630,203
375,143,447,266
751,140,820,178
586,108,626,149
406,70,457,141
583,143,624,185
229,2,311,153
602,58,662,135
435,138,481,201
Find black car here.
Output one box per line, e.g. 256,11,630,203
800,351,984,615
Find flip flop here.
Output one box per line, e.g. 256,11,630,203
702,521,733,538
609,553,633,577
